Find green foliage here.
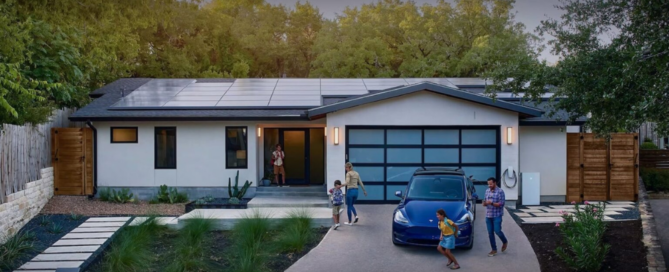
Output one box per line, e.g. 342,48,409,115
155,185,189,204
641,142,659,150
644,137,653,143
228,170,253,200
48,223,63,234
555,202,610,272
38,215,51,226
166,216,216,272
194,195,214,205
100,188,135,204
0,231,36,270
99,216,164,272
229,197,240,205
231,210,272,272
641,168,669,192
275,209,314,253
487,0,669,136
69,213,82,221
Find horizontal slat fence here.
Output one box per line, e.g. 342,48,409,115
0,109,82,203
640,150,669,169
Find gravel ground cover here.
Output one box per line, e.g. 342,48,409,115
41,196,185,216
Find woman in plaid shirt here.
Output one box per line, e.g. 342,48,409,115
483,177,508,257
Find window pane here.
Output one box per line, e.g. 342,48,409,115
112,128,137,143
387,148,421,163
461,130,497,145
387,166,420,182
386,185,408,200
349,129,384,145
349,148,384,163
357,185,384,201
387,129,421,145
155,128,176,169
424,130,459,145
461,166,497,182
356,167,384,181
424,148,459,163
461,148,496,163
226,127,248,169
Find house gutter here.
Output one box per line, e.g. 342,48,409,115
85,121,98,198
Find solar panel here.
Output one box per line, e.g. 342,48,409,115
271,95,321,101
269,100,321,106
216,101,269,107
172,96,222,101
274,86,320,91
164,101,218,107
226,90,274,96
445,78,487,86
220,96,271,101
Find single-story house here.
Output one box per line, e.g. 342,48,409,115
69,78,585,205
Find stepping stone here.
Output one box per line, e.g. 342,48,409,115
608,201,634,204
513,213,533,217
521,217,564,224
521,206,548,209
129,217,177,226
19,261,83,270
32,253,92,261
53,239,106,246
14,270,55,272
79,222,125,228
70,227,120,233
86,217,131,222
604,211,621,215
63,232,114,239
43,246,99,253
518,209,547,213
529,213,564,217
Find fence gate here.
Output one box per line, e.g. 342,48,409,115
566,133,639,202
51,128,94,195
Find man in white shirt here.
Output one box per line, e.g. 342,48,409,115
273,144,286,187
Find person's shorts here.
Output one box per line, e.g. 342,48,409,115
439,235,455,249
332,205,342,215
274,165,285,175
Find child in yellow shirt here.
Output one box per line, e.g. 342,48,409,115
437,209,461,270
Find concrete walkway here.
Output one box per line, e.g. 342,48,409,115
649,199,669,270
287,205,540,272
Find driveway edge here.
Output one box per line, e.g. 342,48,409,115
640,179,667,272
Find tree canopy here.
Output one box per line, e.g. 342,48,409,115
486,0,669,136
0,0,536,125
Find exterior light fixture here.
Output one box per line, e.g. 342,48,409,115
334,127,339,145
324,128,327,136
257,127,261,138
507,127,512,145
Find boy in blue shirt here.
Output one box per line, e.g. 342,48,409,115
329,180,344,230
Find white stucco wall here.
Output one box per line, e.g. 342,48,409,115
95,121,259,188
519,126,567,198
325,91,521,200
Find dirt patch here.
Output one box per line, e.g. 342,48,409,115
41,196,185,216
522,220,647,272
266,227,329,272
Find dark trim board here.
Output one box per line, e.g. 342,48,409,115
345,125,501,204
519,121,586,126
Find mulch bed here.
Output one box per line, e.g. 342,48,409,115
185,198,252,213
266,227,329,271
522,220,647,272
2,214,88,272
41,196,185,216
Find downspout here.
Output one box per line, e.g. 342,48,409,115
86,121,98,198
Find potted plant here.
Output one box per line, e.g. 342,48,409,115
261,171,273,186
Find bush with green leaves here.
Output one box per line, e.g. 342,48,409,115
48,223,64,234
641,168,669,192
641,142,659,150
154,184,189,204
231,210,272,272
69,213,83,221
166,215,216,272
38,215,51,226
0,231,36,270
228,170,252,205
99,216,164,272
99,188,135,204
194,195,214,206
555,202,610,272
275,209,314,253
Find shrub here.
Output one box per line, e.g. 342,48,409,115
99,216,164,272
38,215,51,226
275,209,314,253
194,195,214,206
166,215,216,272
228,170,253,200
231,210,272,272
48,223,64,234
154,185,189,204
0,231,36,270
644,137,653,143
100,188,135,203
69,213,83,221
641,168,669,192
641,142,659,150
555,202,610,272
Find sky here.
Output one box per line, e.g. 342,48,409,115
266,0,566,64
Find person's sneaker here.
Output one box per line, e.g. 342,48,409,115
354,217,359,223
344,222,352,225
333,224,339,230
488,251,497,257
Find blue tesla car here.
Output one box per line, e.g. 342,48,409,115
392,167,478,249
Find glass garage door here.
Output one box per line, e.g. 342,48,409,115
346,127,500,204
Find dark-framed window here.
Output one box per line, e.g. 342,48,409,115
111,127,138,143
346,126,501,204
226,127,248,169
155,127,177,169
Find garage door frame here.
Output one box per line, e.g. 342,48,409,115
345,126,501,204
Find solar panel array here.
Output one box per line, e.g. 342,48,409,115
110,78,468,109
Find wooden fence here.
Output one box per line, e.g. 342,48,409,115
640,150,669,169
0,109,82,203
566,133,639,202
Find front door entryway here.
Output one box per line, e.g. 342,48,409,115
264,128,325,185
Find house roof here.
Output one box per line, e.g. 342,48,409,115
70,78,582,125
306,82,544,118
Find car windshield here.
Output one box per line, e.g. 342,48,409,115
406,175,465,201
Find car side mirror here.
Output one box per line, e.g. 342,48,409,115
395,191,403,198
472,192,479,199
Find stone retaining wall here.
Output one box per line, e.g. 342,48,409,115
639,178,668,272
0,167,54,243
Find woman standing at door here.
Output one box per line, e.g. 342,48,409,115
342,162,367,225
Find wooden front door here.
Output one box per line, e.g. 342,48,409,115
51,128,94,195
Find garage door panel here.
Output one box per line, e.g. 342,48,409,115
387,129,422,145
387,166,421,182
462,148,497,163
357,185,384,201
349,148,384,163
462,130,496,145
348,129,384,145
424,148,459,163
356,166,384,182
424,130,459,145
387,148,421,163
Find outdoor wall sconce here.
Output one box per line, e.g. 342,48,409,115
257,127,261,138
507,127,513,145
334,127,339,145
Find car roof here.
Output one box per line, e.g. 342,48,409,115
413,167,466,176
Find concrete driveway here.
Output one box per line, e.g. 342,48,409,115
650,199,669,270
287,204,540,272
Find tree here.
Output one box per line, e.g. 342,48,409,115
486,0,669,136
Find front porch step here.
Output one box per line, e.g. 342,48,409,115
256,186,325,192
255,191,325,197
247,196,330,208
